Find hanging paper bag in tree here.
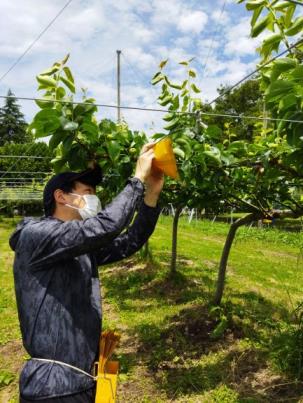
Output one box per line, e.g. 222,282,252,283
152,137,179,179
95,330,121,403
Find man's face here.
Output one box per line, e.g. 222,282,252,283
54,181,96,220
66,181,96,209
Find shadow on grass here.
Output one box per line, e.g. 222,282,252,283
102,256,303,401
102,254,215,308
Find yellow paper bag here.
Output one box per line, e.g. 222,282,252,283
152,137,179,179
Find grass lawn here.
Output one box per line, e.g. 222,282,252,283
1,215,303,402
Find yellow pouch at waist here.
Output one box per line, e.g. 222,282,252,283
95,330,121,403
95,360,119,403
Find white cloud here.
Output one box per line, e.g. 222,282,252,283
174,36,193,49
224,17,266,56
178,11,208,34
211,9,230,25
0,0,259,135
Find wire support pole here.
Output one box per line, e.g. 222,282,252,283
117,50,121,123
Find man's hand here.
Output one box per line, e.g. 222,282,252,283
134,143,155,183
144,169,164,207
134,143,164,207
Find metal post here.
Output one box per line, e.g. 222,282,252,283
116,50,121,122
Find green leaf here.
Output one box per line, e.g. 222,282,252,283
251,15,269,38
27,121,42,138
164,77,182,89
191,83,201,93
192,98,202,109
173,147,185,159
159,95,173,106
51,157,67,173
251,5,264,26
203,150,222,166
62,135,74,153
181,80,188,89
37,75,57,87
279,93,298,110
262,33,282,47
61,54,70,65
270,58,297,81
260,33,283,59
266,80,295,102
40,65,60,76
290,65,303,84
181,95,189,112
172,95,180,110
35,97,54,109
49,130,65,151
107,140,120,161
34,108,60,122
287,124,303,146
0,371,15,387
63,121,79,131
285,16,303,36
63,66,74,84
210,316,228,339
285,4,296,28
56,86,66,99
164,118,180,131
159,59,168,69
152,132,166,141
60,76,75,93
163,113,175,122
151,71,161,80
246,0,266,10
273,2,291,10
228,141,247,156
81,121,99,139
67,145,88,171
206,125,222,140
151,73,164,85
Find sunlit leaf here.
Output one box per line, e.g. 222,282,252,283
159,59,168,69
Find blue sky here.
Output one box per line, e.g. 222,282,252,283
0,0,264,134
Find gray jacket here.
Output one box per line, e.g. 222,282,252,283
9,177,161,399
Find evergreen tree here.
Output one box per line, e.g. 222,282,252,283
0,89,31,146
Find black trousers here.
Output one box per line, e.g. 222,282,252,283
20,386,96,403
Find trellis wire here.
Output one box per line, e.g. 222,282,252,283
1,94,303,124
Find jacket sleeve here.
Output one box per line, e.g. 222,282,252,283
95,202,161,266
27,178,144,269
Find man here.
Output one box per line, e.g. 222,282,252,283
9,143,164,402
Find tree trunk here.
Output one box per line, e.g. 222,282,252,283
170,206,182,276
142,241,150,260
213,212,259,306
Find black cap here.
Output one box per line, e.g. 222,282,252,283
43,165,103,217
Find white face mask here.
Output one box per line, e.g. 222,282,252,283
65,193,102,220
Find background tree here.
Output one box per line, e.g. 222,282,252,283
0,142,52,177
213,79,263,141
151,60,253,276
0,89,31,146
211,0,303,305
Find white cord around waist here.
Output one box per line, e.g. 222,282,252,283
31,358,97,381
